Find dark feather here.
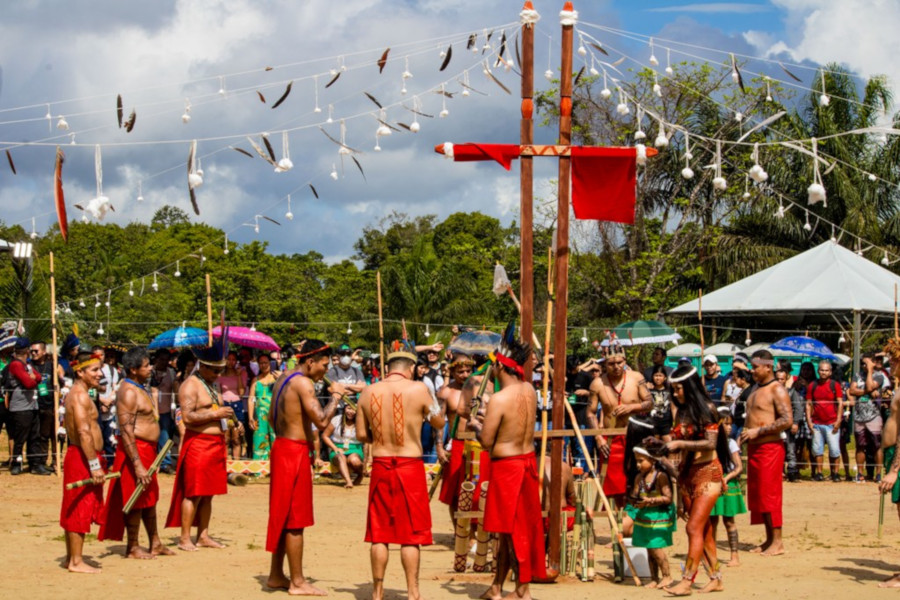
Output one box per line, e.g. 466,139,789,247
376,118,402,133
364,92,383,109
574,65,585,86
377,48,390,73
467,34,476,50
440,45,452,71
484,66,511,95
264,66,273,71
247,137,277,165
74,203,84,211
271,81,293,109
257,90,266,103
459,81,487,96
308,183,318,199
262,215,281,226
187,141,199,214
317,127,362,154
117,94,123,128
486,30,493,43
189,187,199,215
351,156,366,181
5,150,15,175
498,31,507,60
435,89,455,99
124,109,136,132
731,54,745,93
231,146,253,158
187,140,195,174
325,71,340,88
590,42,609,56
515,33,522,69
396,122,411,131
780,62,802,82
402,104,434,118
501,320,516,348
261,134,277,163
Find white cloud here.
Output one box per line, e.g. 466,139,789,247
745,0,900,100
648,3,772,13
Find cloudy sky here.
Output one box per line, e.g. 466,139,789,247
0,0,896,264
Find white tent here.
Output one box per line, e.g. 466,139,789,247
668,241,900,373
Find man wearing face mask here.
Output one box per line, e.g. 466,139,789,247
326,344,366,400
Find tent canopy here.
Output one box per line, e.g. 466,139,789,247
668,241,900,319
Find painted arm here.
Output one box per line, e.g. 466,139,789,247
301,378,340,431
180,383,230,426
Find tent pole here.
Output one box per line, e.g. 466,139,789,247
852,310,861,376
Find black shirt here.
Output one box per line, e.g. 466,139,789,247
565,371,594,426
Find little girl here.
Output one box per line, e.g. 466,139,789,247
623,446,675,589
710,407,747,567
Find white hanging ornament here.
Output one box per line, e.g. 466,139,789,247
151,273,159,292
616,88,629,115
803,211,812,231
56,116,69,130
868,173,877,182
545,69,554,81
285,194,294,221
440,85,449,118
654,121,668,148
749,143,768,183
85,145,112,220
633,107,645,140
734,111,743,122
653,72,662,97
330,164,339,180
775,201,786,218
96,325,104,336
346,322,353,336
223,234,230,255
30,217,37,240
600,72,611,99
681,166,694,179
712,140,727,191
742,175,751,199
45,104,52,131
635,143,647,167
374,131,382,152
807,138,827,205
681,133,694,179
174,261,181,277
882,251,890,266
136,180,144,202
818,71,830,107
326,104,334,124
580,328,588,344
402,56,413,80
765,77,773,103
182,98,192,123
79,299,86,308
105,291,111,308
218,76,226,97
129,281,134,297
275,131,293,173
665,48,673,75
589,57,599,77
196,158,204,178
94,295,101,308
410,119,420,133
648,38,658,66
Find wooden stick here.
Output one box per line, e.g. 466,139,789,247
562,398,642,586
376,271,385,378
519,0,535,384
205,273,213,346
66,471,121,490
879,490,885,539
123,439,173,513
49,252,62,477
538,247,554,500
504,284,543,351
698,289,706,385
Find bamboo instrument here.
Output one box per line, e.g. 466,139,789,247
453,481,476,572
472,481,491,572
123,439,174,513
65,471,121,490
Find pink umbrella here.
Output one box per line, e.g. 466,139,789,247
212,326,279,352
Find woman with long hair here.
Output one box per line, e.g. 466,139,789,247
248,354,280,461
218,351,247,460
651,364,730,596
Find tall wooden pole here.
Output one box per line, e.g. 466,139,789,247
50,252,61,477
376,271,386,377
520,1,535,380
548,1,575,571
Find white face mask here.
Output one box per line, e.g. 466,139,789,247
339,355,352,368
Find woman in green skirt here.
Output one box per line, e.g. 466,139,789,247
248,355,280,461
710,408,747,567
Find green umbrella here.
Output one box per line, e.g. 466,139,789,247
602,320,681,347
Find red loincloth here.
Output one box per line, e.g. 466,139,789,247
60,446,107,533
602,436,627,497
366,456,432,546
266,438,315,552
544,505,576,533
439,439,465,507
747,441,785,528
98,437,160,541
165,430,227,528
483,453,547,584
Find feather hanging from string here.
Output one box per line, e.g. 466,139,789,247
257,91,266,103
247,136,277,166
483,62,511,94
116,94,123,128
351,156,366,181
325,71,340,88
123,109,136,132
779,62,802,82
54,147,68,242
377,48,390,73
187,140,200,215
271,81,293,109
364,92,383,109
5,150,15,174
467,34,476,50
261,133,277,163
730,53,745,92
231,146,253,158
309,183,318,199
440,45,453,71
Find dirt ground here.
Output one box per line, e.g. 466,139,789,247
3,461,900,600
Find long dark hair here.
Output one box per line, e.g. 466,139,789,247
670,365,731,472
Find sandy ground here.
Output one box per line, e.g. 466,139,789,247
3,461,900,600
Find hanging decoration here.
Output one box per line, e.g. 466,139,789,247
807,138,827,205
285,194,294,221
749,143,769,183
681,132,694,179
712,140,727,191
275,131,293,173
187,139,202,215
75,145,113,220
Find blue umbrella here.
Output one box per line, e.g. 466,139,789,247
770,336,836,360
149,324,210,349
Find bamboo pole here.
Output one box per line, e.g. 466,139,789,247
66,471,120,490
520,0,535,381
698,289,706,385
548,1,576,571
376,271,385,378
472,481,491,572
49,252,61,477
205,273,213,346
538,247,554,500
453,481,476,572
123,439,173,513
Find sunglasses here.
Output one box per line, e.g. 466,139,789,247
30,349,40,354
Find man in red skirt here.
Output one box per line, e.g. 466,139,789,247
462,337,546,600
357,348,445,600
99,347,174,558
60,350,107,573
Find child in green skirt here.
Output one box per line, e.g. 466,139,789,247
710,407,747,566
623,446,676,589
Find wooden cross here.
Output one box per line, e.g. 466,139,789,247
435,1,657,572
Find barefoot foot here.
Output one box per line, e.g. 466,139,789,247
196,536,226,549
760,544,785,557
67,560,101,574
479,585,503,600
725,558,740,567
697,578,723,594
647,581,660,589
177,540,198,552
659,577,674,589
126,547,156,560
502,589,531,600
665,578,694,596
266,575,291,590
288,581,327,596
879,574,900,588
151,544,175,556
